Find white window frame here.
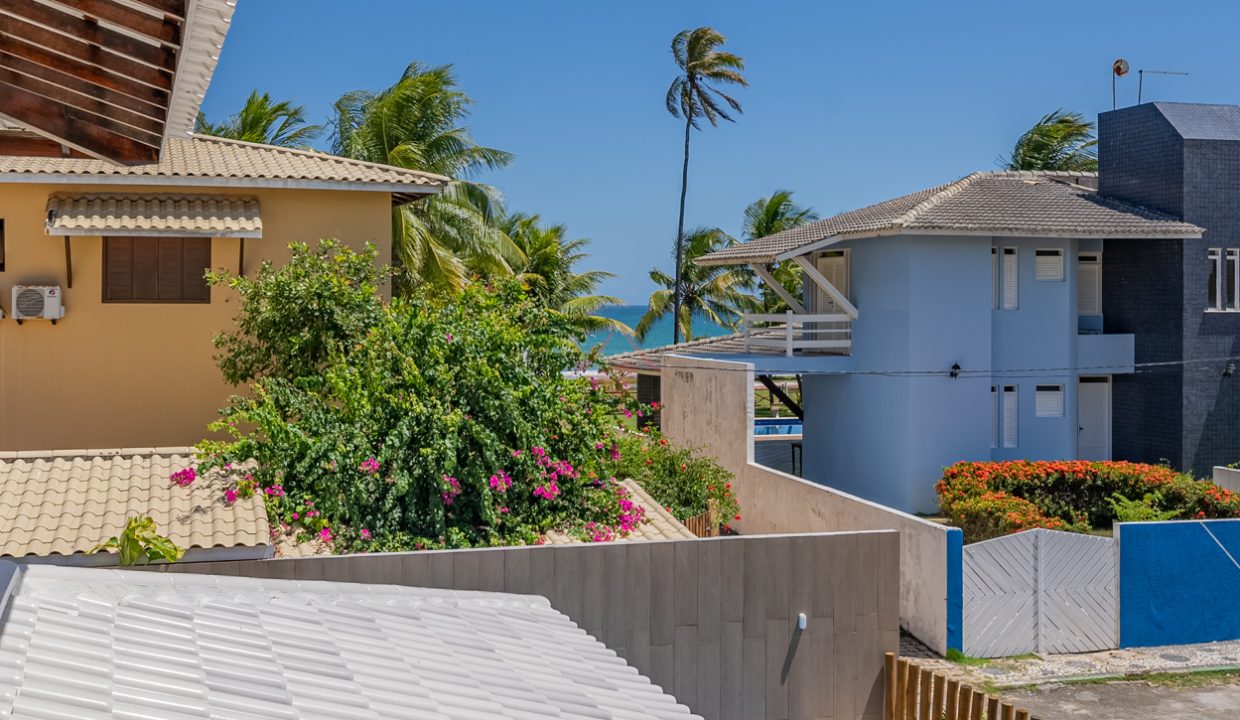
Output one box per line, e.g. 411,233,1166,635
1002,248,1018,309
990,385,998,448
991,247,998,309
1078,252,1102,316
1035,248,1064,281
1035,384,1065,417
1002,385,1018,448
1208,247,1240,312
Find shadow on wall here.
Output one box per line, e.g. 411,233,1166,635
658,354,962,657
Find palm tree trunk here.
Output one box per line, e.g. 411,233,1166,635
673,113,692,345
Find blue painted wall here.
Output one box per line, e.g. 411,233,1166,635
1118,519,1240,647
802,235,992,513
798,234,1127,514
990,237,1079,463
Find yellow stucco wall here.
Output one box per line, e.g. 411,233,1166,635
0,183,393,451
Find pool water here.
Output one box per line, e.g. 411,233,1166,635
754,418,803,436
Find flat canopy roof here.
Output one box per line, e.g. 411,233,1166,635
0,0,236,164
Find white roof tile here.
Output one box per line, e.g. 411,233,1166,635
0,562,701,720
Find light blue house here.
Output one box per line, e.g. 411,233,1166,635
615,168,1202,514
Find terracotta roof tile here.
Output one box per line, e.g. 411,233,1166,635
46,192,262,237
0,448,269,560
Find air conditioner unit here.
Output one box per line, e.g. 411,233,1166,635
12,285,65,324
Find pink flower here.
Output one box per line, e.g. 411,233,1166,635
445,333,454,342
499,506,509,514
359,457,380,475
291,512,299,520
489,470,512,493
224,489,237,504
512,449,522,458
360,528,371,540
170,468,197,487
319,527,333,543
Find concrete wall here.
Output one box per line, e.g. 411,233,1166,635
661,355,960,655
1213,465,1240,492
157,531,900,720
0,182,393,450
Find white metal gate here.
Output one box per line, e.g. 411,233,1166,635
962,529,1117,657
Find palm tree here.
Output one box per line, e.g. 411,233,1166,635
195,90,322,148
666,27,747,344
742,190,818,312
501,213,632,337
1002,110,1098,171
636,227,756,342
332,63,518,290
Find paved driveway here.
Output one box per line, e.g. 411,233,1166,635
1003,679,1240,719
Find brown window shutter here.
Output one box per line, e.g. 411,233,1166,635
131,237,159,301
103,237,133,301
103,236,212,304
157,237,183,300
181,238,210,302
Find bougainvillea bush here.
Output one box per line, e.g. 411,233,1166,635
605,430,740,529
938,460,1240,543
191,241,737,553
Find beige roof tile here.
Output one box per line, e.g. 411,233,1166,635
544,479,698,544
699,171,1205,266
46,193,262,237
0,448,269,559
0,134,448,195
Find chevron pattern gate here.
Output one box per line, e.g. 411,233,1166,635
962,529,1117,657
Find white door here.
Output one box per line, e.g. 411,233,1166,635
1078,377,1111,460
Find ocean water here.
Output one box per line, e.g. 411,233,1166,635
583,305,731,357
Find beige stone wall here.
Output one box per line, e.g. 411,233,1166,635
158,531,900,720
661,354,953,655
0,183,393,450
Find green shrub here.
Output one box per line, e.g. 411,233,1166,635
194,243,738,552
605,431,740,527
1108,492,1181,523
208,239,387,385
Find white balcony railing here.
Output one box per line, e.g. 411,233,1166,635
741,311,852,357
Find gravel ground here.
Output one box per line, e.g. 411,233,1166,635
1001,678,1240,719
916,639,1240,688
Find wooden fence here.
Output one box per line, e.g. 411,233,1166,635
683,500,719,537
885,653,1039,720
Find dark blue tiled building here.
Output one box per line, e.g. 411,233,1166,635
1100,102,1240,475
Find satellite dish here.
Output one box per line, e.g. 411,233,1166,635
1113,59,1130,77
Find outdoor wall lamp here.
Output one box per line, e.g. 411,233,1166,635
797,613,808,630
949,363,961,379
1226,362,1236,377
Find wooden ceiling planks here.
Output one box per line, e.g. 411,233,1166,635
0,0,189,164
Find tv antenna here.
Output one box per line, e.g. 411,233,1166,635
1138,69,1188,104
1111,59,1129,109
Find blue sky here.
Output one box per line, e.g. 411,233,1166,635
202,1,1240,303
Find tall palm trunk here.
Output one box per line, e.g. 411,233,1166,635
673,111,692,344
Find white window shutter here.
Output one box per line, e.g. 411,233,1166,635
1002,386,1018,447
1035,385,1064,417
1035,250,1064,281
991,248,998,309
1002,249,1018,309
1078,256,1101,315
990,386,998,447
